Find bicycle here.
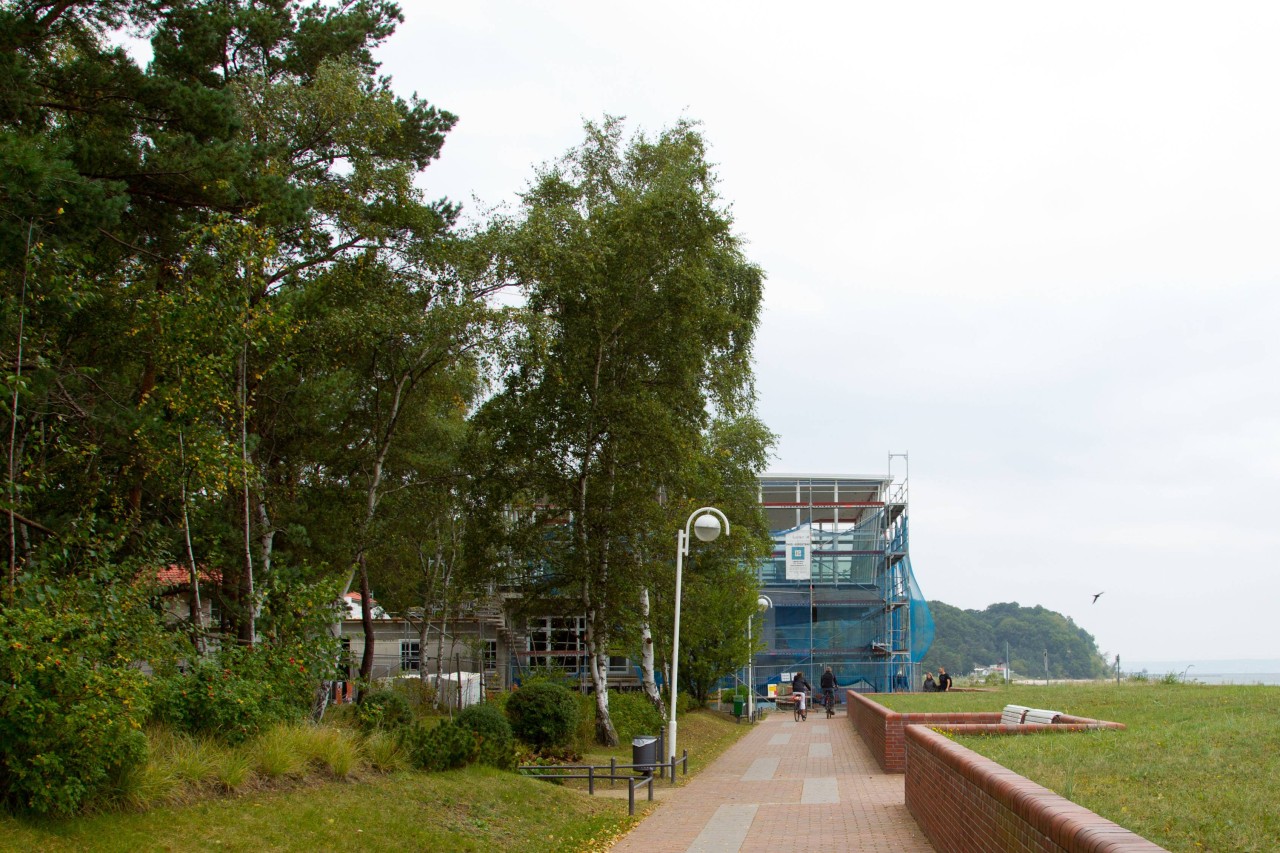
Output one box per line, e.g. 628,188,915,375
793,692,807,722
822,687,836,718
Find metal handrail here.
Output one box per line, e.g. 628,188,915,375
516,752,689,815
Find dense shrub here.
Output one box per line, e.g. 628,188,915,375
456,702,515,769
0,585,157,814
506,681,580,750
389,675,437,711
606,691,664,743
150,644,316,744
147,580,339,744
355,689,413,732
402,720,478,772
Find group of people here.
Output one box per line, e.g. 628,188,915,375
789,665,952,708
921,666,952,692
790,667,839,719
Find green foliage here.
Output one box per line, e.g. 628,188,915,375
361,730,408,773
0,578,158,814
355,689,414,732
924,600,1109,680
677,693,702,714
455,703,515,769
251,726,309,780
469,117,769,747
602,692,664,744
505,682,580,750
402,720,479,772
304,727,361,778
149,644,315,744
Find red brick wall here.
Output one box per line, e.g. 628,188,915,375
845,690,999,772
904,725,1168,852
846,692,1125,773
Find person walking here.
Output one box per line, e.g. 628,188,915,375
938,666,953,692
922,672,937,692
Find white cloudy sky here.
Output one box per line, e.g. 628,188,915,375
374,2,1280,662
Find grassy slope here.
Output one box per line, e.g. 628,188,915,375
877,683,1280,853
0,708,750,853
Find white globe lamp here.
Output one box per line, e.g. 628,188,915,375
693,513,722,542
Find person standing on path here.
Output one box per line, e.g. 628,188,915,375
938,666,952,691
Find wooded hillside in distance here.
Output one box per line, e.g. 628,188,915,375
923,601,1110,680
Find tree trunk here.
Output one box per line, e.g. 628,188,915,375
585,607,618,746
237,345,256,646
178,426,206,657
6,221,33,601
358,552,375,689
639,586,666,718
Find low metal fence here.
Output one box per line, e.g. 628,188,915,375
516,751,689,815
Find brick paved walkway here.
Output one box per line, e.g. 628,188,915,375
609,708,934,852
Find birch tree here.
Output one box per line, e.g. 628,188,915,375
471,118,765,745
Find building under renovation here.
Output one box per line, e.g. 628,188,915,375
338,464,934,700
751,467,933,693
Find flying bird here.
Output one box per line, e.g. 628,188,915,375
1092,591,1105,604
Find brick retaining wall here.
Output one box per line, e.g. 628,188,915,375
845,689,998,772
845,691,1124,773
904,724,1168,852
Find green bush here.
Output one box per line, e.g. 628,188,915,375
676,692,701,714
456,703,515,769
0,589,156,814
402,720,478,772
606,691,664,744
506,681,580,750
355,689,413,732
150,644,315,744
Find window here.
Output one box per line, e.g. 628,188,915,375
482,639,498,673
527,616,587,672
400,639,421,673
338,637,352,679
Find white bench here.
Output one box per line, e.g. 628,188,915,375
1001,704,1031,725
1024,708,1061,725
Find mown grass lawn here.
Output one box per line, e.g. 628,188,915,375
876,682,1280,853
0,766,626,853
0,707,750,852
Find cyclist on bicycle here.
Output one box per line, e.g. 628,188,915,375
791,671,813,720
820,666,838,717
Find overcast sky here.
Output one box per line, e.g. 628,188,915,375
374,2,1280,663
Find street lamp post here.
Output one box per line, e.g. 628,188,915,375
748,595,772,723
669,506,730,763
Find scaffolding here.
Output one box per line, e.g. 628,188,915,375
750,462,934,694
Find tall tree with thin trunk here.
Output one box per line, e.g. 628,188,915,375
471,117,765,746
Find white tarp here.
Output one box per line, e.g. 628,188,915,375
425,671,482,709
785,526,812,580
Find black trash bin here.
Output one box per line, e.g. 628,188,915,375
632,735,657,775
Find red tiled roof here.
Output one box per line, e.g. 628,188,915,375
152,564,221,587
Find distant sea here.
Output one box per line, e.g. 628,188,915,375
1124,659,1280,686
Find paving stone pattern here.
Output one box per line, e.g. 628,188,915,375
610,711,934,852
